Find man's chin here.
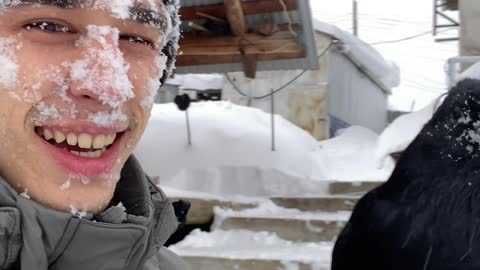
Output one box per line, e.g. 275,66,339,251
27,174,120,214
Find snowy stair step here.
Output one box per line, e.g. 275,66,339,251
270,196,359,212
180,256,330,270
169,197,259,224
214,201,351,242
170,229,333,270
218,216,348,242
328,181,383,195
171,195,359,225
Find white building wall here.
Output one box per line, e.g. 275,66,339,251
460,0,480,59
327,51,388,133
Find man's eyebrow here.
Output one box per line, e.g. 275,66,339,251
129,6,169,32
19,0,79,8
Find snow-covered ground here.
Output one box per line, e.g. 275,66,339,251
310,0,458,112
135,102,394,197
170,229,333,265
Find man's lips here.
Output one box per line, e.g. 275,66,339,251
35,125,127,177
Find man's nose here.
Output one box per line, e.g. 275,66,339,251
68,27,134,108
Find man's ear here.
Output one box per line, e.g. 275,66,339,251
159,40,176,85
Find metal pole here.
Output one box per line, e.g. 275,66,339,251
353,0,358,36
270,89,276,152
185,110,192,145
433,0,437,36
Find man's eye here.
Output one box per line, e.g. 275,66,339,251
24,22,71,33
120,35,154,47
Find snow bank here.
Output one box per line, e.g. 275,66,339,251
375,100,440,167
161,166,331,197
315,126,395,181
135,101,320,191
135,102,392,197
313,19,400,90
169,229,333,265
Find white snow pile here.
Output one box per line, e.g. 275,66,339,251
375,100,440,167
169,229,333,266
135,102,393,197
313,19,400,90
317,126,395,181
166,74,224,91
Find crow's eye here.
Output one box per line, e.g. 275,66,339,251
120,35,154,48
24,21,71,33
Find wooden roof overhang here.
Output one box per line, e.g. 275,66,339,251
175,0,319,78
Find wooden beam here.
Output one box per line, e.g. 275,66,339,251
224,0,247,36
180,0,297,21
176,34,306,66
241,49,257,78
180,24,302,46
176,49,304,66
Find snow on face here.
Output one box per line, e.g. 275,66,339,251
141,53,167,109
0,37,18,90
32,101,60,126
0,1,168,30
90,0,134,19
71,25,134,109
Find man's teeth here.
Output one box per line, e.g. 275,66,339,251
43,128,117,150
69,149,106,158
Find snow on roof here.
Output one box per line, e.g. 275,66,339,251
165,73,224,91
313,19,400,91
135,102,393,197
375,99,440,167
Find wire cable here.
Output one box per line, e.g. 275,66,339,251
368,28,456,45
225,42,335,100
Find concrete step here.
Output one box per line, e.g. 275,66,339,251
169,197,258,224
218,215,348,242
171,195,360,225
169,180,381,224
170,230,333,270
270,196,359,212
328,181,383,195
181,256,329,270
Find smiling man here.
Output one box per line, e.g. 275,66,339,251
0,0,190,269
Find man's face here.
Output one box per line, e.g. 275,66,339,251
0,0,171,214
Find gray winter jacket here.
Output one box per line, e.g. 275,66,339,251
0,156,191,270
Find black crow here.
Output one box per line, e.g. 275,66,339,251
332,79,480,270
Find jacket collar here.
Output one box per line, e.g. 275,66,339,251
0,156,178,270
